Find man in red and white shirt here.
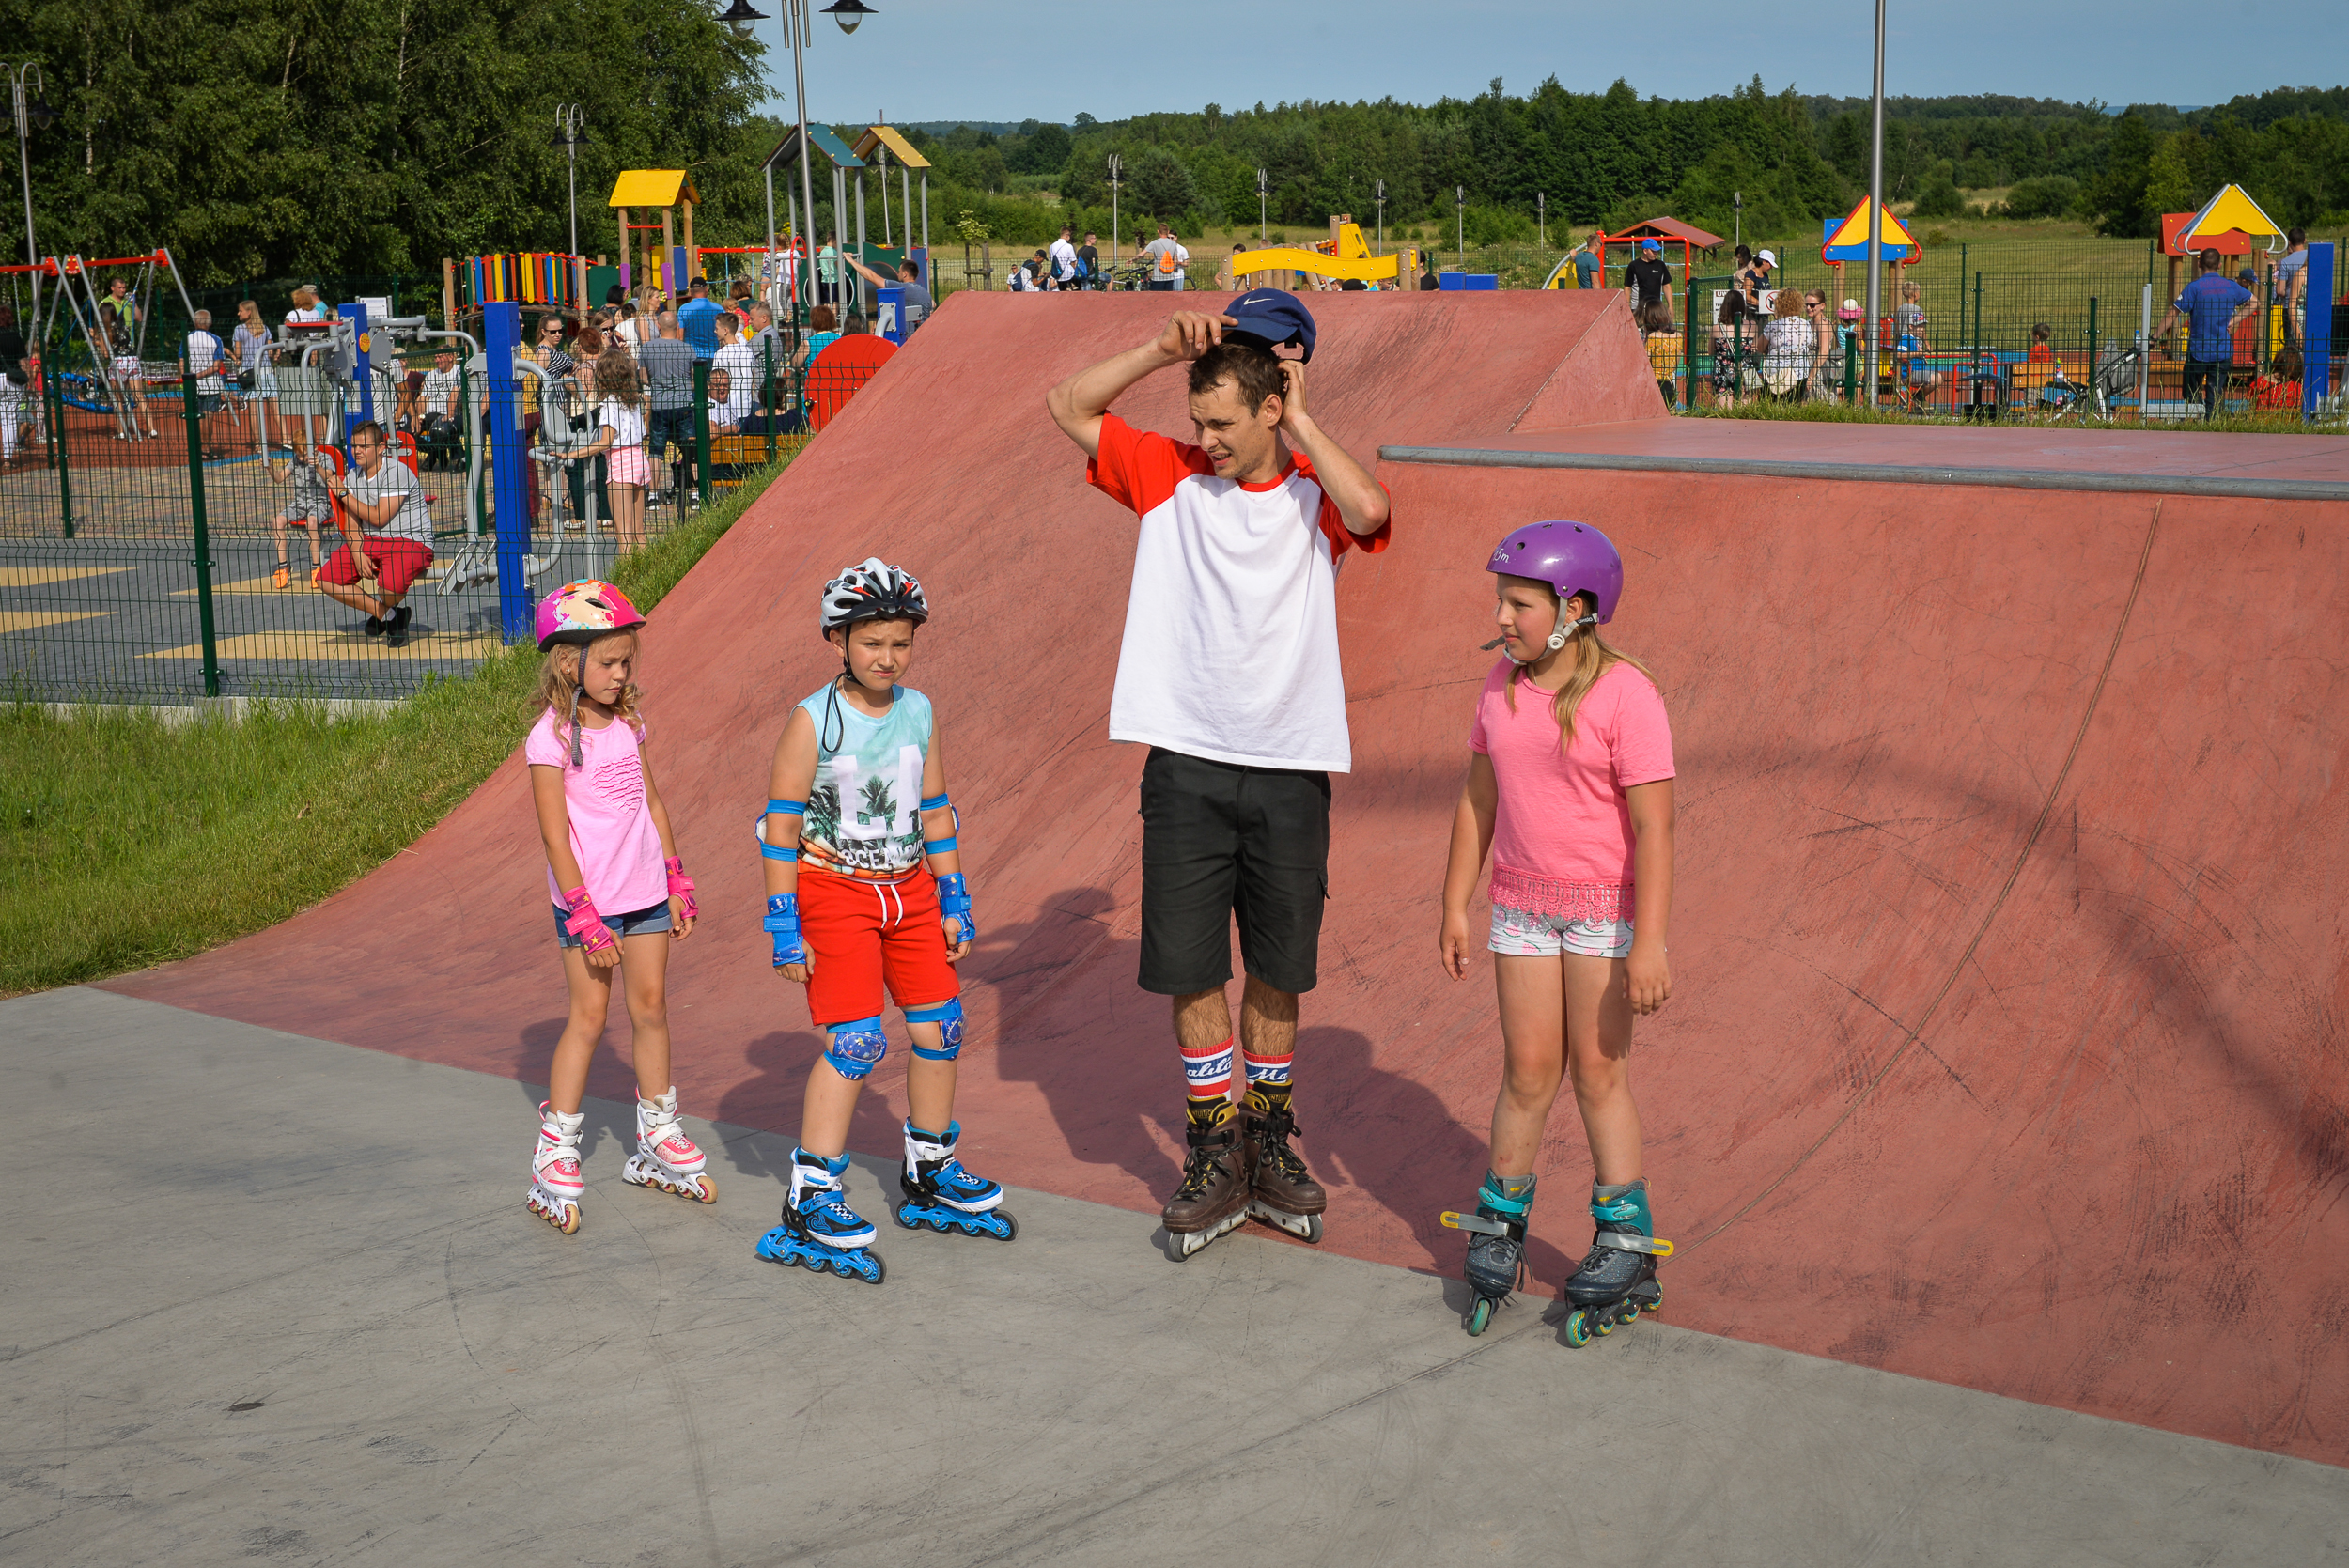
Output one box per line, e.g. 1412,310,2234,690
1047,291,1392,1258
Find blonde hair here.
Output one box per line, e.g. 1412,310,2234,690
1771,287,1804,318
537,631,644,767
1499,579,1657,747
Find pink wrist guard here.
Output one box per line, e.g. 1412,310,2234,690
664,857,698,921
561,887,615,955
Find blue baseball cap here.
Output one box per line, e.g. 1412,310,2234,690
1222,287,1315,364
1641,239,1661,252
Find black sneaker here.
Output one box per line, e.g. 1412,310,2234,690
364,614,385,637
384,606,412,647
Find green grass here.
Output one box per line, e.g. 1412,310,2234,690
0,461,790,996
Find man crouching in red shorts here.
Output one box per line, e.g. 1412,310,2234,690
317,420,434,648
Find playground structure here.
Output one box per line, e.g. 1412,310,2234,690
1227,215,1421,288
1545,216,1728,291
45,249,198,440
610,169,700,298
850,125,932,256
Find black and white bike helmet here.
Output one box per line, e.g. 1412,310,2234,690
818,556,929,637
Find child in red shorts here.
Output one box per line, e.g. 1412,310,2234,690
753,558,1008,1283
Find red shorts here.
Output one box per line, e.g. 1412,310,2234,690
319,536,433,597
801,866,959,1028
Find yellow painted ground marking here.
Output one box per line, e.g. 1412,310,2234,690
0,610,109,634
0,566,139,588
140,625,502,661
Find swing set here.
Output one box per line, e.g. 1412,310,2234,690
44,248,199,439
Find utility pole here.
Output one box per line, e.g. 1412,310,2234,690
1734,190,1743,251
552,104,584,261
1256,167,1268,243
1455,185,1466,268
1537,192,1546,250
1374,179,1387,254
1866,0,1887,408
8,64,52,347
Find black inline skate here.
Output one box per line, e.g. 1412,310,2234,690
1440,1170,1535,1335
1559,1178,1672,1346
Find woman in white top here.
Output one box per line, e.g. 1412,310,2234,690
1760,287,1815,401
231,298,277,445
573,349,649,554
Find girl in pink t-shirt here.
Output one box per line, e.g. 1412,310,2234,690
1438,521,1676,1342
521,580,711,1234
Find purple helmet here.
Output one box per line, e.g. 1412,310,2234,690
1486,520,1624,624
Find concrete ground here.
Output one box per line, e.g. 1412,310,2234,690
4,986,2341,1568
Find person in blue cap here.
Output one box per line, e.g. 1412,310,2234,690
1046,288,1393,1262
1624,239,1672,321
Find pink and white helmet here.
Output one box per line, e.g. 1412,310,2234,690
536,579,646,650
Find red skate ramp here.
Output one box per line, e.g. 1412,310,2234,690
107,292,2349,1465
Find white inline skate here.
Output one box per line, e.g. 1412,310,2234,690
621,1088,718,1204
527,1101,586,1234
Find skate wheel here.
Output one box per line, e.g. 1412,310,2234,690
1468,1297,1494,1336
993,1210,1019,1242
1594,1313,1615,1337
1641,1286,1663,1315
1616,1302,1641,1327
556,1204,580,1235
1563,1308,1592,1348
694,1175,717,1204
893,1203,921,1231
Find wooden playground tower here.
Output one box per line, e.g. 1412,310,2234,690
611,170,701,294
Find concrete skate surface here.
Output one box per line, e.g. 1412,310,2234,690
6,986,2341,1568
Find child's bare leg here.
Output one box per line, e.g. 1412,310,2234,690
1490,953,1570,1179
1562,951,1641,1186
617,932,672,1098
548,948,615,1114
906,1025,955,1130
800,1054,861,1158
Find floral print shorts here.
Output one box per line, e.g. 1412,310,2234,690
1489,904,1635,959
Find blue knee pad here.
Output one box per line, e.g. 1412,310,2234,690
822,1017,889,1081
904,998,965,1061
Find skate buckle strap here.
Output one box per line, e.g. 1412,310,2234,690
1439,1210,1516,1238
1592,1232,1673,1258
1475,1178,1535,1218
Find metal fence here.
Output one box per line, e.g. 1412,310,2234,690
0,329,889,705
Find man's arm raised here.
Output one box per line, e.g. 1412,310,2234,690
1275,360,1390,536
1046,311,1232,460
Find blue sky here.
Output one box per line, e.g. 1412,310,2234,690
760,0,2343,126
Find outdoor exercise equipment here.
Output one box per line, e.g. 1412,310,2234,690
1227,218,1419,290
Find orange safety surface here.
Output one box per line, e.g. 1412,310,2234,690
106,291,2348,1465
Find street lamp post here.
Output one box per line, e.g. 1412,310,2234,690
1255,167,1268,243
1537,192,1546,250
1733,190,1742,251
8,64,54,346
1107,153,1122,271
1374,179,1386,255
1455,185,1465,268
1865,0,1887,408
552,104,584,261
721,0,877,321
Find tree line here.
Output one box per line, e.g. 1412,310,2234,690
0,2,2339,303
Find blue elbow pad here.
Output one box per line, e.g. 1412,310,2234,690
763,893,804,968
920,793,949,812
923,836,958,856
755,805,803,862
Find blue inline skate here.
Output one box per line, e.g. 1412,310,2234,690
893,1120,1017,1241
754,1148,885,1284
1560,1178,1672,1346
1439,1170,1536,1336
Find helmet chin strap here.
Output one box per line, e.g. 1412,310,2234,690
1490,613,1599,665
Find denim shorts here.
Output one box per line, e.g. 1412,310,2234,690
552,899,674,949
1489,905,1634,959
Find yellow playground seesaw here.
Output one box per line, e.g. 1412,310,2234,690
1226,220,1421,288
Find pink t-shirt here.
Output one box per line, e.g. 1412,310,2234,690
1469,659,1674,919
525,707,667,915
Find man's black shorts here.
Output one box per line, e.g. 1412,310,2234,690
1138,747,1330,997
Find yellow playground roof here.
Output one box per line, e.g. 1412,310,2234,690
2184,183,2284,248
852,126,930,168
608,170,698,209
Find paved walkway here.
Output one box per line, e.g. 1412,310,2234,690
4,986,2341,1567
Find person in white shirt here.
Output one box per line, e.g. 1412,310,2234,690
1049,226,1080,289
415,348,462,468
184,310,227,418
711,311,761,410
1045,289,1392,1258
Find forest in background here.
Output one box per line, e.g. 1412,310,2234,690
0,0,2340,293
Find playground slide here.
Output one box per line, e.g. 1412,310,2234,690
108,290,2346,1466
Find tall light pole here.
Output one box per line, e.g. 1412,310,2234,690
1106,152,1122,269
1255,167,1268,243
1374,179,1386,255
8,64,54,347
552,104,584,261
1536,191,1546,250
1455,185,1465,267
722,0,876,321
1865,0,1886,408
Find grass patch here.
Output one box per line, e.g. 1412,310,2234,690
0,461,789,995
